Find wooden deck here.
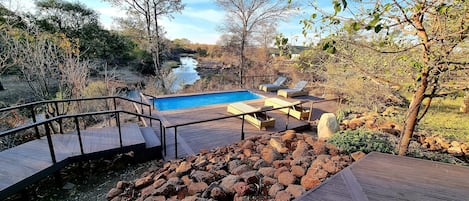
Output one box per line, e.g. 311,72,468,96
0,123,159,199
296,152,469,201
155,93,339,159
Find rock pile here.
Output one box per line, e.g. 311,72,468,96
416,134,469,157
106,130,353,201
341,110,402,136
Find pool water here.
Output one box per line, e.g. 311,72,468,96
154,91,263,111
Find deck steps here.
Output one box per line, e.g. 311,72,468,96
0,123,163,200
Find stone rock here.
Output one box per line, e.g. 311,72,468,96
210,187,226,200
448,146,464,156
312,140,327,155
451,141,461,147
166,177,183,186
116,181,130,189
107,188,123,199
282,130,297,142
228,160,242,173
273,160,292,169
261,147,281,164
291,165,305,177
278,172,295,186
181,196,198,201
220,175,240,194
263,176,277,186
152,178,167,190
234,182,251,196
300,175,321,189
317,113,339,140
242,140,255,149
135,175,154,189
231,164,251,175
176,161,192,176
188,182,208,195
181,176,191,186
325,143,339,156
285,184,305,198
275,190,292,201
153,183,177,196
306,168,328,180
191,171,214,183
351,151,366,161
268,183,284,197
144,195,166,201
258,167,275,177
240,171,260,184
242,149,252,157
274,166,289,178
292,140,308,159
270,138,289,153
62,182,76,190
253,159,268,169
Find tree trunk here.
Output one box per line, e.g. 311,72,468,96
398,75,428,156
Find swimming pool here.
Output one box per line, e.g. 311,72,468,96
153,90,263,111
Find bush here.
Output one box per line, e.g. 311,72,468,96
328,129,395,154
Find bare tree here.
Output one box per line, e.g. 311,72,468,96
106,0,184,93
215,0,294,87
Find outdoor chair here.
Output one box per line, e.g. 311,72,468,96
227,102,275,130
264,98,310,120
258,76,287,92
277,80,309,98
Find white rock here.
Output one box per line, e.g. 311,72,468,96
317,113,339,140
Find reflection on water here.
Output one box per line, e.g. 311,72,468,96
170,57,201,92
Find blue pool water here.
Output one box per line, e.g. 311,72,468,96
154,91,263,111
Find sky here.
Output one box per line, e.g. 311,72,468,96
7,0,317,45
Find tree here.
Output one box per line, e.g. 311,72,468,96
298,0,468,155
106,0,184,93
215,0,293,87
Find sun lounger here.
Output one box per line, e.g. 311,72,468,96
227,102,276,130
277,80,308,98
264,98,310,120
259,76,287,92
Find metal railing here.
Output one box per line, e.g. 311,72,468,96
0,96,152,138
164,101,311,158
0,110,162,164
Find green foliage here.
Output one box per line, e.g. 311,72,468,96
328,129,395,154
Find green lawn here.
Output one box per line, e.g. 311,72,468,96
419,97,469,143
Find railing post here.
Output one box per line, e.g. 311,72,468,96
44,123,57,163
75,116,84,155
308,102,313,121
55,102,63,134
149,106,153,126
241,114,245,140
286,108,290,130
30,106,40,139
174,127,178,159
116,112,123,148
163,126,167,156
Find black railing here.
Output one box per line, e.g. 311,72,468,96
0,96,152,138
164,100,310,158
0,110,162,164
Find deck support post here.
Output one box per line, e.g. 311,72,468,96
30,106,40,139
75,116,84,155
174,127,178,159
163,127,167,156
55,102,63,134
44,123,57,163
241,114,246,140
149,106,153,126
286,108,290,130
308,102,313,121
116,112,123,148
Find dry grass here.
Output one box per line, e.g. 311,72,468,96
0,75,37,106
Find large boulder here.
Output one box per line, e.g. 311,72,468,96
317,113,339,140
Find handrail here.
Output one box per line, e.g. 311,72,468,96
0,109,162,166
0,110,160,138
0,96,150,113
165,100,311,158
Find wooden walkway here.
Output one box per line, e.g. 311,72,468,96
155,93,339,159
0,123,160,199
296,152,469,201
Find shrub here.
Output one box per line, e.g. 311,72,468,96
328,129,395,154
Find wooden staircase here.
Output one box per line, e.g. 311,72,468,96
0,123,161,200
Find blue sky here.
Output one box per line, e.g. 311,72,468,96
10,0,316,45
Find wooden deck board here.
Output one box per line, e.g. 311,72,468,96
296,152,469,201
0,123,146,197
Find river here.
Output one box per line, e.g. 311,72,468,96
169,57,201,92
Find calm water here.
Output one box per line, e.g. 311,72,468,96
170,57,200,92
154,91,263,111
